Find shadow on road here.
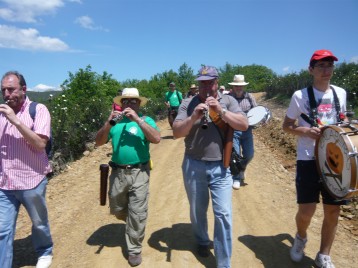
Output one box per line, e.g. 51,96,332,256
238,233,315,268
13,235,37,267
87,223,127,257
148,223,216,268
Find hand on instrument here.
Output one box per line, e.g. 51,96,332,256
122,107,140,122
205,96,222,114
192,103,208,121
305,126,321,139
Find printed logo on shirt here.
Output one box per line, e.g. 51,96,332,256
317,98,336,125
129,126,138,135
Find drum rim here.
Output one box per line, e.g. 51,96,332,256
315,124,358,199
247,106,271,127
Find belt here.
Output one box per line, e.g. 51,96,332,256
109,161,148,170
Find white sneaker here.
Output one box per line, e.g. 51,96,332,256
314,253,335,268
36,255,53,268
232,180,241,190
290,234,307,262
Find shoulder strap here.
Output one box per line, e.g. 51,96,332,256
29,101,38,121
300,86,318,127
176,90,182,103
330,86,342,122
245,92,254,109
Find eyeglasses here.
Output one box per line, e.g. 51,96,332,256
121,99,139,105
314,64,334,71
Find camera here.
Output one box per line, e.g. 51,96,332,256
109,113,124,126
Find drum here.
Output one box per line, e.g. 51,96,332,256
315,123,358,199
246,106,271,128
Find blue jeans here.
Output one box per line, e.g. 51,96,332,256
0,178,53,268
182,155,232,268
232,127,254,180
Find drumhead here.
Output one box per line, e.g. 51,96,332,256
247,106,269,127
315,125,358,199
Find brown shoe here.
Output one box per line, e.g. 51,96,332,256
128,254,142,267
114,212,127,222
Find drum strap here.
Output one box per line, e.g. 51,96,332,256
300,85,342,127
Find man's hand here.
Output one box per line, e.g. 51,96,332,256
0,104,20,126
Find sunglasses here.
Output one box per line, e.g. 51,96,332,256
121,99,139,105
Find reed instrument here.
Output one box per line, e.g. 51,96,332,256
201,93,210,129
109,112,124,126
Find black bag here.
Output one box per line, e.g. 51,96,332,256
229,149,246,176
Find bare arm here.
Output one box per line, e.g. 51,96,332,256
282,115,321,139
208,96,248,131
136,118,161,144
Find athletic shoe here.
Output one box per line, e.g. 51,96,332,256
314,253,335,268
36,255,53,268
232,180,241,190
290,233,307,262
128,253,142,267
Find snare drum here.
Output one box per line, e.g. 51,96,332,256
246,106,271,128
315,123,358,199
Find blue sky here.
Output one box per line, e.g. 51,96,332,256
0,0,357,92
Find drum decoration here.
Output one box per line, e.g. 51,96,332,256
247,106,272,128
315,123,358,199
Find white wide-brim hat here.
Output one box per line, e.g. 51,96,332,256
228,74,249,86
113,88,148,107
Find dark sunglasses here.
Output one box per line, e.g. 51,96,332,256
121,99,139,105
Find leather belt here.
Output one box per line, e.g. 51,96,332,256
109,161,148,170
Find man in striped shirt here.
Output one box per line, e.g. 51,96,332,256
0,71,53,268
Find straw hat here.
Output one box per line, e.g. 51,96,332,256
113,88,148,107
228,75,249,86
190,84,197,89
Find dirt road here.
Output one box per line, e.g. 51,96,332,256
13,96,358,268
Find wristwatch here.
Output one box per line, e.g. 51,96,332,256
219,108,227,118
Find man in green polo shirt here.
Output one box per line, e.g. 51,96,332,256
95,88,160,267
164,82,183,128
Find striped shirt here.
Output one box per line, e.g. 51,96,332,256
230,92,257,113
0,97,52,190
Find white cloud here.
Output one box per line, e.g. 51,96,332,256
350,56,358,64
0,25,69,51
0,0,65,23
28,83,61,92
282,66,290,73
75,15,109,32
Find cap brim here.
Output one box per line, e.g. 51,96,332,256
195,76,218,81
311,55,338,62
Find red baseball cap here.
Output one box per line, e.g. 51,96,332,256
310,49,338,64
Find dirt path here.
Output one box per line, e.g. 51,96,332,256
13,95,358,268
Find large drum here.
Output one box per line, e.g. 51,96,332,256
247,106,271,128
315,123,358,199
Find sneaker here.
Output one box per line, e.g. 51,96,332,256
197,244,210,257
232,180,241,190
128,253,142,267
314,253,335,268
290,234,307,262
36,255,53,268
